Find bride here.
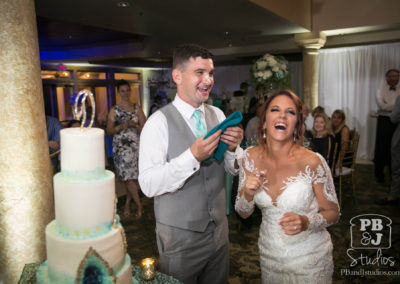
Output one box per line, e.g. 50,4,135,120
235,90,340,283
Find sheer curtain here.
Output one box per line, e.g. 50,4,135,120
318,42,400,160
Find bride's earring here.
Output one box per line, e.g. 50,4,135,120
293,129,297,142
263,128,266,139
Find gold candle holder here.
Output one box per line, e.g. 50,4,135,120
140,258,155,281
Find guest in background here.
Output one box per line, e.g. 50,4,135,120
149,94,163,116
242,97,259,130
374,69,400,183
331,109,350,169
46,115,62,172
234,81,249,97
107,79,146,218
245,103,263,143
310,112,334,165
311,105,326,118
139,44,243,283
302,104,313,133
377,95,400,206
230,81,249,113
66,120,81,128
256,83,266,102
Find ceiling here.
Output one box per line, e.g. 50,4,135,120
35,0,400,67
35,0,308,66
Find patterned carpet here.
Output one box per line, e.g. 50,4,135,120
118,164,400,283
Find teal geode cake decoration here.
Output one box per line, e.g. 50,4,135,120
76,247,116,284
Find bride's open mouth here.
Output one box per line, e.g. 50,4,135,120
274,123,287,131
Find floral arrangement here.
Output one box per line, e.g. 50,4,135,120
251,53,290,88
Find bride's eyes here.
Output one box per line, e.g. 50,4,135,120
270,108,296,115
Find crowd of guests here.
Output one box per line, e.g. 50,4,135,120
44,42,399,283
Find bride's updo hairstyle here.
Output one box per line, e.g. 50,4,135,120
257,90,305,146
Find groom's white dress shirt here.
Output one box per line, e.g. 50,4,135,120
139,95,239,198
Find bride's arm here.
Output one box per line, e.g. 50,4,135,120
234,149,261,219
306,154,340,230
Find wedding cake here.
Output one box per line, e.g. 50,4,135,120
36,127,132,283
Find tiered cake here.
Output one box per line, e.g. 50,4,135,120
37,128,132,283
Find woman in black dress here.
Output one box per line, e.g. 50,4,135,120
331,109,350,169
310,112,334,165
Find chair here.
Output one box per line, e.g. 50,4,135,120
331,131,360,207
329,142,337,174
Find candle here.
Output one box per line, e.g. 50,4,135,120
140,258,155,280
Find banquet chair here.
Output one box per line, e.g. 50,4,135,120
330,143,338,176
332,131,360,207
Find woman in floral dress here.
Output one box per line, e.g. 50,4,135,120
107,80,146,218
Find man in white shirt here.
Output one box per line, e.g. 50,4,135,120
374,69,400,183
139,44,243,283
302,104,314,132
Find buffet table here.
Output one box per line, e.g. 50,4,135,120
19,262,182,284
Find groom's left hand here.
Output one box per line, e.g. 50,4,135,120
221,126,243,152
279,212,309,235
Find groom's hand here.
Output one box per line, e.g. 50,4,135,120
221,126,243,151
190,130,221,162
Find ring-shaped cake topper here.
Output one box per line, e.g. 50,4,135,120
73,89,96,131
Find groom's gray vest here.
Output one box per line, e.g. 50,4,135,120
155,104,227,233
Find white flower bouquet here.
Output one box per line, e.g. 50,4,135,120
251,53,290,88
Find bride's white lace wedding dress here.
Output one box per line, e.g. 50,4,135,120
235,148,339,284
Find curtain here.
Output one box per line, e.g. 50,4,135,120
318,42,400,160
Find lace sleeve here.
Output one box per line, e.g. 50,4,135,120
234,148,255,218
306,153,340,230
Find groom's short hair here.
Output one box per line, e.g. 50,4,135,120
172,44,214,71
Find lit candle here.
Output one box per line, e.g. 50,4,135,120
140,258,155,280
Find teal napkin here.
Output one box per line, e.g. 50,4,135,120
204,111,243,161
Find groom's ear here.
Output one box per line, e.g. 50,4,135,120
172,69,182,86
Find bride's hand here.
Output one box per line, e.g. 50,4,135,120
279,212,309,235
243,170,266,201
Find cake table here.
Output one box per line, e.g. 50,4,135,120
19,263,182,284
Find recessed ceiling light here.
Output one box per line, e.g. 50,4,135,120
225,31,229,35
117,1,130,8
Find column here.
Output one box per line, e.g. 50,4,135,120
294,32,326,109
0,1,54,283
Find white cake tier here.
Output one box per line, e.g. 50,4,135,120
54,170,115,237
60,128,105,177
45,221,130,282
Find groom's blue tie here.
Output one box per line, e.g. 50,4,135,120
193,109,207,138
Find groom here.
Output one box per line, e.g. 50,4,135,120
139,44,243,283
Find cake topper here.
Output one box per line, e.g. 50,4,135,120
73,89,96,131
